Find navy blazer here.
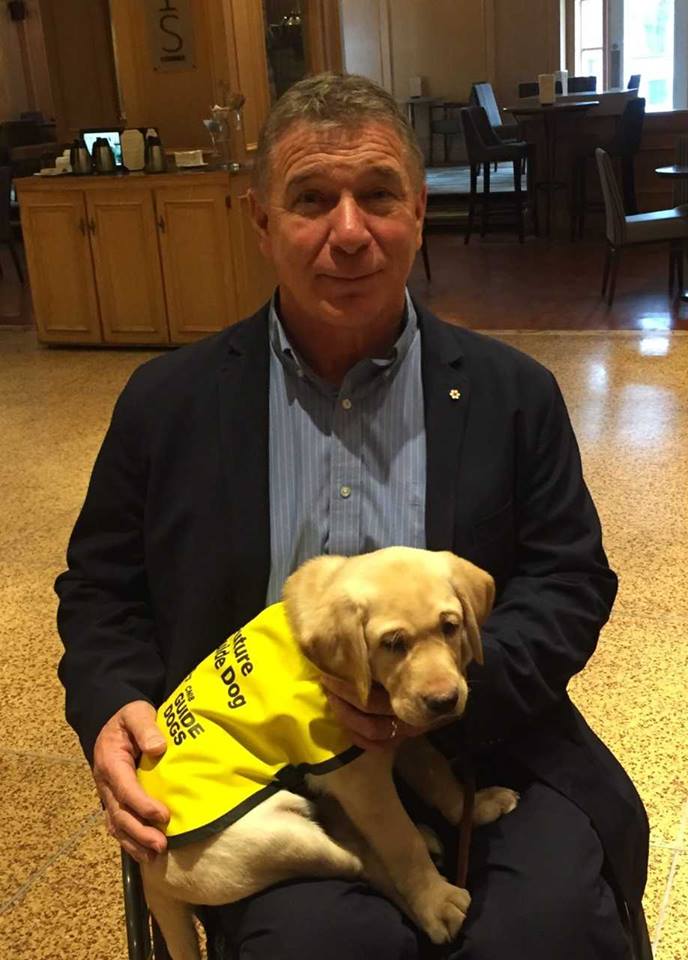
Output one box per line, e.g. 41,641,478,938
56,302,648,910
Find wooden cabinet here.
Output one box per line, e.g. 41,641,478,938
155,184,237,343
16,170,274,347
19,190,102,344
87,188,169,345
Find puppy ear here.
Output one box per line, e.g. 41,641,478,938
441,553,495,667
282,557,372,706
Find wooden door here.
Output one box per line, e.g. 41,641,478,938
86,188,169,345
154,183,239,343
19,189,102,344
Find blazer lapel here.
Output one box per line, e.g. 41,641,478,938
216,309,272,623
418,307,471,551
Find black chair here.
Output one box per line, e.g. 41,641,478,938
628,74,641,90
459,106,530,243
568,75,597,93
571,97,646,239
470,82,520,141
0,166,23,283
518,79,563,98
429,102,463,166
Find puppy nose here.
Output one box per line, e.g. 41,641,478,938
423,691,459,715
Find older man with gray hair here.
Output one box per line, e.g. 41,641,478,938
56,73,648,959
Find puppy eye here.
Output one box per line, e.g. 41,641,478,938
441,620,458,638
381,632,407,653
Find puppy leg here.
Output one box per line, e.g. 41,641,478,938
395,737,519,827
316,752,470,945
143,888,200,960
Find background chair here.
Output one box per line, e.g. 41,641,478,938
571,97,646,239
460,106,530,243
673,135,688,211
0,166,23,283
595,147,688,306
429,101,463,166
568,75,597,93
627,74,641,90
470,82,520,141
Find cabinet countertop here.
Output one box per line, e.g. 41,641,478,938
15,167,251,193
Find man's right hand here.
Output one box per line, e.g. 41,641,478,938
92,700,170,863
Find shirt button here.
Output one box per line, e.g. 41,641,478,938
341,398,352,410
339,485,352,499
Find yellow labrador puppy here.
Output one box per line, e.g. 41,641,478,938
139,547,518,959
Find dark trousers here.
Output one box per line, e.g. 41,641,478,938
208,767,633,960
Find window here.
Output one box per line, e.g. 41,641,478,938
572,0,678,110
623,0,674,111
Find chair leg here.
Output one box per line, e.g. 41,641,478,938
513,159,524,243
669,243,677,295
601,243,612,296
8,241,23,284
607,246,621,307
444,133,448,164
465,164,478,245
421,231,431,282
526,143,539,237
678,242,685,293
481,162,491,239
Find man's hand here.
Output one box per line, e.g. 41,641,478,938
92,700,170,863
321,675,429,750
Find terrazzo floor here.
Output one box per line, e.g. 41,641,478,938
1,325,686,959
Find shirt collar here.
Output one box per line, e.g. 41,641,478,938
268,290,418,394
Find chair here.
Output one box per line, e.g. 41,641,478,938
568,75,597,93
518,79,564,99
595,147,688,306
673,136,688,211
0,166,23,283
459,106,530,243
628,74,641,90
429,101,463,166
571,97,646,239
470,82,520,141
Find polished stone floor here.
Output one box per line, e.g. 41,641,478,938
1,322,686,959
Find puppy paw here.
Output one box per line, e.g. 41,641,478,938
472,786,519,826
412,879,470,944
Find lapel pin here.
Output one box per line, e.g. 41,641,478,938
449,389,461,400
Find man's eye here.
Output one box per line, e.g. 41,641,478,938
296,191,322,206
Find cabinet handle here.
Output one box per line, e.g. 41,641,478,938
88,218,96,234
78,218,86,235
157,215,166,232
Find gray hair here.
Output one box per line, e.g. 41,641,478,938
253,72,425,196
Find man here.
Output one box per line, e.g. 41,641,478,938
56,73,648,959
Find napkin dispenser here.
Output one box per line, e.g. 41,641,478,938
538,73,556,105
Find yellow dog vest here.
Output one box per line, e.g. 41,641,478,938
138,603,361,848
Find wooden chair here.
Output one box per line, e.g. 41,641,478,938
568,75,597,93
627,73,641,90
595,147,688,306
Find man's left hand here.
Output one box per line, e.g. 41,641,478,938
321,675,429,750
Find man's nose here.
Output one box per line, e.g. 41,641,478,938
329,195,371,254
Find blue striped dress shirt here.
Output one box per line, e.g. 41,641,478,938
266,291,427,605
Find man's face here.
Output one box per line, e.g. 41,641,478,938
250,120,427,330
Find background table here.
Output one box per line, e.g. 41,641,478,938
655,165,688,300
506,100,599,236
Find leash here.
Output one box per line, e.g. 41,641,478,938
455,762,475,890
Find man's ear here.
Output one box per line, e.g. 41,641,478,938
247,187,271,258
441,553,495,666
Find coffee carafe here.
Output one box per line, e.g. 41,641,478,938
144,135,167,174
92,137,117,174
69,138,92,176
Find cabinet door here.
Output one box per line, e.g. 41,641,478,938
228,177,275,318
86,188,169,345
19,190,102,344
154,184,239,343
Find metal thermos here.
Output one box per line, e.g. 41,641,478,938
144,136,167,174
92,137,117,174
69,138,92,176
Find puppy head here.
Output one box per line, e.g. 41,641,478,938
282,547,494,727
